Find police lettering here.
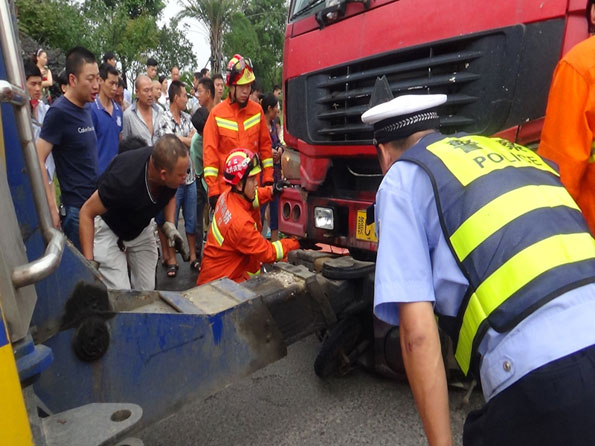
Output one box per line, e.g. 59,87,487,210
472,146,542,169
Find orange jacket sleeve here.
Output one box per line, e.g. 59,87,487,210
258,112,274,184
203,111,221,198
251,185,273,209
538,60,593,200
232,220,300,264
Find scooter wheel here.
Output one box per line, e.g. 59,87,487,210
314,317,363,378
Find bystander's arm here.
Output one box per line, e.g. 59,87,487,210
41,68,53,88
36,138,60,228
121,113,132,141
79,191,108,261
202,113,221,198
399,301,452,446
163,195,176,224
178,130,195,148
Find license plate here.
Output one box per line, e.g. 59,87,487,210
356,210,377,242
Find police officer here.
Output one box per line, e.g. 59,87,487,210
362,90,595,445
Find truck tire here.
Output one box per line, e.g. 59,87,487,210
348,248,377,262
314,317,363,378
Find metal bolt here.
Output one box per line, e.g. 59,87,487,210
503,360,512,372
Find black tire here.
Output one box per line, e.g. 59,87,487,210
314,317,363,378
348,248,377,262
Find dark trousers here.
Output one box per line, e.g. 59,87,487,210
195,179,208,258
61,205,81,251
463,344,595,446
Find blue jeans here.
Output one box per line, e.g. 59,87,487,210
175,182,197,235
61,205,81,251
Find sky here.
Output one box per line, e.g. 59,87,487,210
158,1,211,70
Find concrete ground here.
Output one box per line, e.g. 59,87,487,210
139,335,482,446
141,246,483,446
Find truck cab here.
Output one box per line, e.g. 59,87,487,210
279,0,588,255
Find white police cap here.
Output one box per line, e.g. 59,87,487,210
361,94,447,143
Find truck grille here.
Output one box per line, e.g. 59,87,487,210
286,20,564,145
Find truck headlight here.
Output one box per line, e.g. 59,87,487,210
314,207,334,230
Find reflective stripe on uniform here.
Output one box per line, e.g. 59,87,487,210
204,166,219,178
215,117,239,131
455,232,595,374
262,158,274,169
211,218,224,246
272,240,284,261
252,191,260,209
247,269,261,277
400,134,595,376
243,113,261,131
450,184,580,261
589,141,595,163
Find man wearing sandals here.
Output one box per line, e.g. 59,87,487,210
79,134,189,290
156,80,199,276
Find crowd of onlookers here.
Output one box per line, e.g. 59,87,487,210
26,46,285,284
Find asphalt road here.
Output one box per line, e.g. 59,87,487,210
138,334,482,446
142,253,483,446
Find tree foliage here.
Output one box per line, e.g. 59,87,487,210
15,0,196,88
16,0,91,52
155,19,197,76
223,0,287,92
176,0,240,75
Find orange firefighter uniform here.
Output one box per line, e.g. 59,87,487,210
197,186,300,285
538,35,595,234
203,98,274,200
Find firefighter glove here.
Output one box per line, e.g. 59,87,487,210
273,179,292,195
162,221,190,262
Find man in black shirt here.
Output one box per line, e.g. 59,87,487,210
79,134,189,290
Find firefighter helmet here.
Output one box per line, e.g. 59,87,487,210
225,54,255,86
223,149,261,186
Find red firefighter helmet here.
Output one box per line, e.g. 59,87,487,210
225,54,255,86
223,149,261,186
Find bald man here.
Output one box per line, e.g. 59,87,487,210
122,74,162,145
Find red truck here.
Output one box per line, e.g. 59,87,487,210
278,0,588,257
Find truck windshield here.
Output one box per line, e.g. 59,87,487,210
290,0,327,21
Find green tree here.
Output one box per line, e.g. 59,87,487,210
223,0,287,91
154,19,198,75
222,13,259,67
101,0,165,19
16,0,195,91
176,0,240,74
16,0,91,52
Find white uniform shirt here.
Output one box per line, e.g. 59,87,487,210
374,133,595,401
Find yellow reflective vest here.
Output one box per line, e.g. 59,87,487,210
399,134,595,376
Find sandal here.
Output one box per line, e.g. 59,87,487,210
190,259,200,271
166,263,178,278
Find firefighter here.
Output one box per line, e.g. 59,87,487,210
362,92,595,445
203,54,274,211
197,149,299,285
538,0,595,234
